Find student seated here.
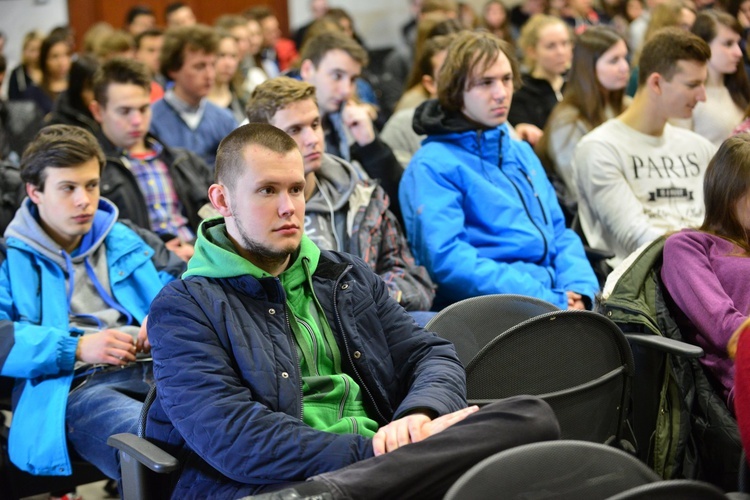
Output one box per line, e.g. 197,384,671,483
0,125,185,479
399,30,598,310
662,133,750,407
146,123,560,499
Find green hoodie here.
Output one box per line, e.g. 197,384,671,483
186,218,379,437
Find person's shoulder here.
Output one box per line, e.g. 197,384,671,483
664,124,717,154
204,101,236,124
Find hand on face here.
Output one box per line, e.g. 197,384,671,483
341,100,377,146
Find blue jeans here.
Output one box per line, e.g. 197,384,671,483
65,362,152,479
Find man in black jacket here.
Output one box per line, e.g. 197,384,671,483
90,57,213,261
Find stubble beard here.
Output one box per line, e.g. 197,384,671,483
232,203,299,271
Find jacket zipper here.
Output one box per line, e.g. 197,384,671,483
331,266,389,424
281,290,305,421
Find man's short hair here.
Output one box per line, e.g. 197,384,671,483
93,57,152,108
638,27,711,86
421,0,459,15
437,30,520,113
300,31,369,68
95,30,135,60
244,6,275,23
135,28,164,49
126,5,155,26
165,2,188,17
160,24,219,77
246,77,317,125
215,123,300,187
21,125,105,190
214,14,249,32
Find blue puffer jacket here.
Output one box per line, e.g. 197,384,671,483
0,198,183,476
399,100,599,309
146,219,466,499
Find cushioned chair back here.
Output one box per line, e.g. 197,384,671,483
425,294,559,366
444,440,660,500
465,310,634,443
606,479,728,500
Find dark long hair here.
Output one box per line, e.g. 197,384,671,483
692,9,750,111
537,27,626,171
700,133,750,254
39,31,71,96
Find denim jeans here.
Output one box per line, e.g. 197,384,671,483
65,362,153,479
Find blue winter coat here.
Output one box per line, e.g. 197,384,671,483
146,219,466,498
0,198,182,475
399,100,599,309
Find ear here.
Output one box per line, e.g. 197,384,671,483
422,74,438,98
300,59,315,81
646,72,663,96
207,183,233,218
26,183,42,204
90,100,103,123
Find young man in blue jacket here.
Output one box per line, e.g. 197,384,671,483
399,30,599,310
0,125,185,479
146,123,560,499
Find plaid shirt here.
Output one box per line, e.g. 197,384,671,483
126,140,194,242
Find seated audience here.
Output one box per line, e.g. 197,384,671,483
662,133,750,407
145,122,560,499
207,30,247,124
165,2,197,28
400,30,598,309
509,15,573,146
247,77,435,314
124,5,156,37
91,58,212,262
150,24,237,169
46,55,100,134
299,32,404,222
482,0,515,46
246,6,298,76
573,28,716,265
381,34,455,168
16,31,71,117
674,10,750,147
0,124,184,479
8,31,43,101
536,26,629,215
134,28,166,102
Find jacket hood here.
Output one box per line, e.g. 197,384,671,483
5,197,118,266
185,217,321,280
413,99,497,136
306,154,359,214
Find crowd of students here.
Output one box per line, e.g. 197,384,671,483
3,0,750,497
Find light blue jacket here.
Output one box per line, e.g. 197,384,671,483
399,101,598,309
0,198,180,475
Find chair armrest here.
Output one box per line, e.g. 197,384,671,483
625,334,704,358
107,433,179,474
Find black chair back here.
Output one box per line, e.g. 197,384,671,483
465,310,634,444
425,294,559,366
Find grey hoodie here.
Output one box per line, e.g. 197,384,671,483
304,154,360,252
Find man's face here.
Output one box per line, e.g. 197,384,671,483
167,6,196,28
270,99,325,174
135,35,163,75
301,49,362,114
92,83,151,150
659,60,707,119
27,158,100,253
129,14,156,36
224,146,306,270
461,52,514,128
169,49,216,106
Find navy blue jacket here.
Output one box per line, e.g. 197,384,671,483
147,249,466,498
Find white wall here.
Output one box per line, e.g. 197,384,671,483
288,0,413,50
1,0,69,73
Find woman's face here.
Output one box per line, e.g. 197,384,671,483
735,189,750,231
247,20,263,56
46,41,71,79
215,37,240,84
532,23,573,77
23,38,42,66
484,2,507,29
595,39,630,91
709,24,743,76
